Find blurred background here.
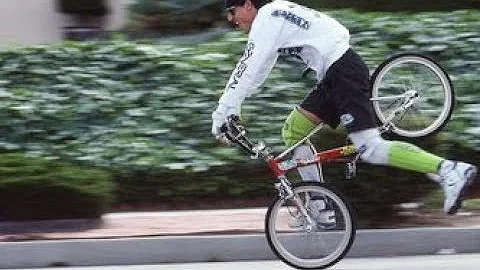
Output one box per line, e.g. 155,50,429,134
0,0,478,228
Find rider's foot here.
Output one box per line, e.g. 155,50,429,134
308,198,336,228
289,198,336,229
288,212,305,228
439,161,477,215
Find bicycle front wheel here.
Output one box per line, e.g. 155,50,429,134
371,53,454,138
265,182,356,269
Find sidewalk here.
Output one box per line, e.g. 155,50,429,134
1,207,480,242
0,208,267,241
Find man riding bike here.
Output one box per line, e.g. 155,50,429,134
211,0,477,215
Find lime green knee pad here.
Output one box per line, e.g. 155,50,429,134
388,141,442,173
282,108,317,147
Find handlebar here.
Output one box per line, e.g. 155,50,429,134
220,115,244,140
220,115,270,159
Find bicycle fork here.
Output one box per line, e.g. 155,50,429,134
275,176,316,232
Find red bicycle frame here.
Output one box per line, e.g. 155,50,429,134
268,144,358,178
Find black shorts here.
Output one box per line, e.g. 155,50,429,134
300,48,377,133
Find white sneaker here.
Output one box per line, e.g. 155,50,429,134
440,161,477,215
288,212,305,228
307,198,336,228
288,198,336,229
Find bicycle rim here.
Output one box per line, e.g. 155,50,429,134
265,182,355,269
371,54,454,138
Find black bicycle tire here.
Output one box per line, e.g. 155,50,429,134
370,52,455,139
265,181,356,269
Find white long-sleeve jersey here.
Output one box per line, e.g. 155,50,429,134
218,0,350,110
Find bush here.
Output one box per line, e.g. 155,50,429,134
0,153,114,221
292,0,478,11
128,0,223,32
0,10,477,171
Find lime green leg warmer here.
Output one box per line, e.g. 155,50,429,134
388,141,442,173
282,107,317,147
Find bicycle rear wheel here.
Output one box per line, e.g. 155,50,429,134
265,182,356,269
371,53,454,138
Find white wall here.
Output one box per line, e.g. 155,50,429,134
0,0,132,48
0,0,63,47
107,0,133,31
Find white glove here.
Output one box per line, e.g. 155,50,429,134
211,103,240,139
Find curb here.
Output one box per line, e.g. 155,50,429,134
1,227,480,268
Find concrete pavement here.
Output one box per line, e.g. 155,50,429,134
1,208,480,268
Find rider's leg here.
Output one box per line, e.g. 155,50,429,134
348,128,442,173
283,107,336,227
349,128,477,214
282,107,322,182
310,48,476,214
348,128,476,177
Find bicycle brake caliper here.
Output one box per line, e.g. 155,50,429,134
345,161,356,179
345,153,361,179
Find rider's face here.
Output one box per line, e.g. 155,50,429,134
226,0,257,31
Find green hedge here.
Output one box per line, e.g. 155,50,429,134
0,10,477,171
295,0,479,11
126,0,479,32
128,0,478,16
0,153,113,220
128,0,223,31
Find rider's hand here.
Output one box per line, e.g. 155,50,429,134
211,103,240,142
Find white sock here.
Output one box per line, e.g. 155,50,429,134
426,160,453,185
293,145,321,182
425,173,442,184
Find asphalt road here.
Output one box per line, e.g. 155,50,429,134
2,227,480,269
13,254,480,270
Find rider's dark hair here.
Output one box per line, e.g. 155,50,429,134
225,0,272,9
251,0,272,9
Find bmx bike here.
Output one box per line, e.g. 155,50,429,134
220,53,454,269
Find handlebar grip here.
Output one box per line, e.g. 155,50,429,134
228,115,240,122
222,115,241,134
220,123,229,133
220,115,243,143
219,115,257,156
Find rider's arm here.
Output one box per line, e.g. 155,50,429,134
217,8,285,110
